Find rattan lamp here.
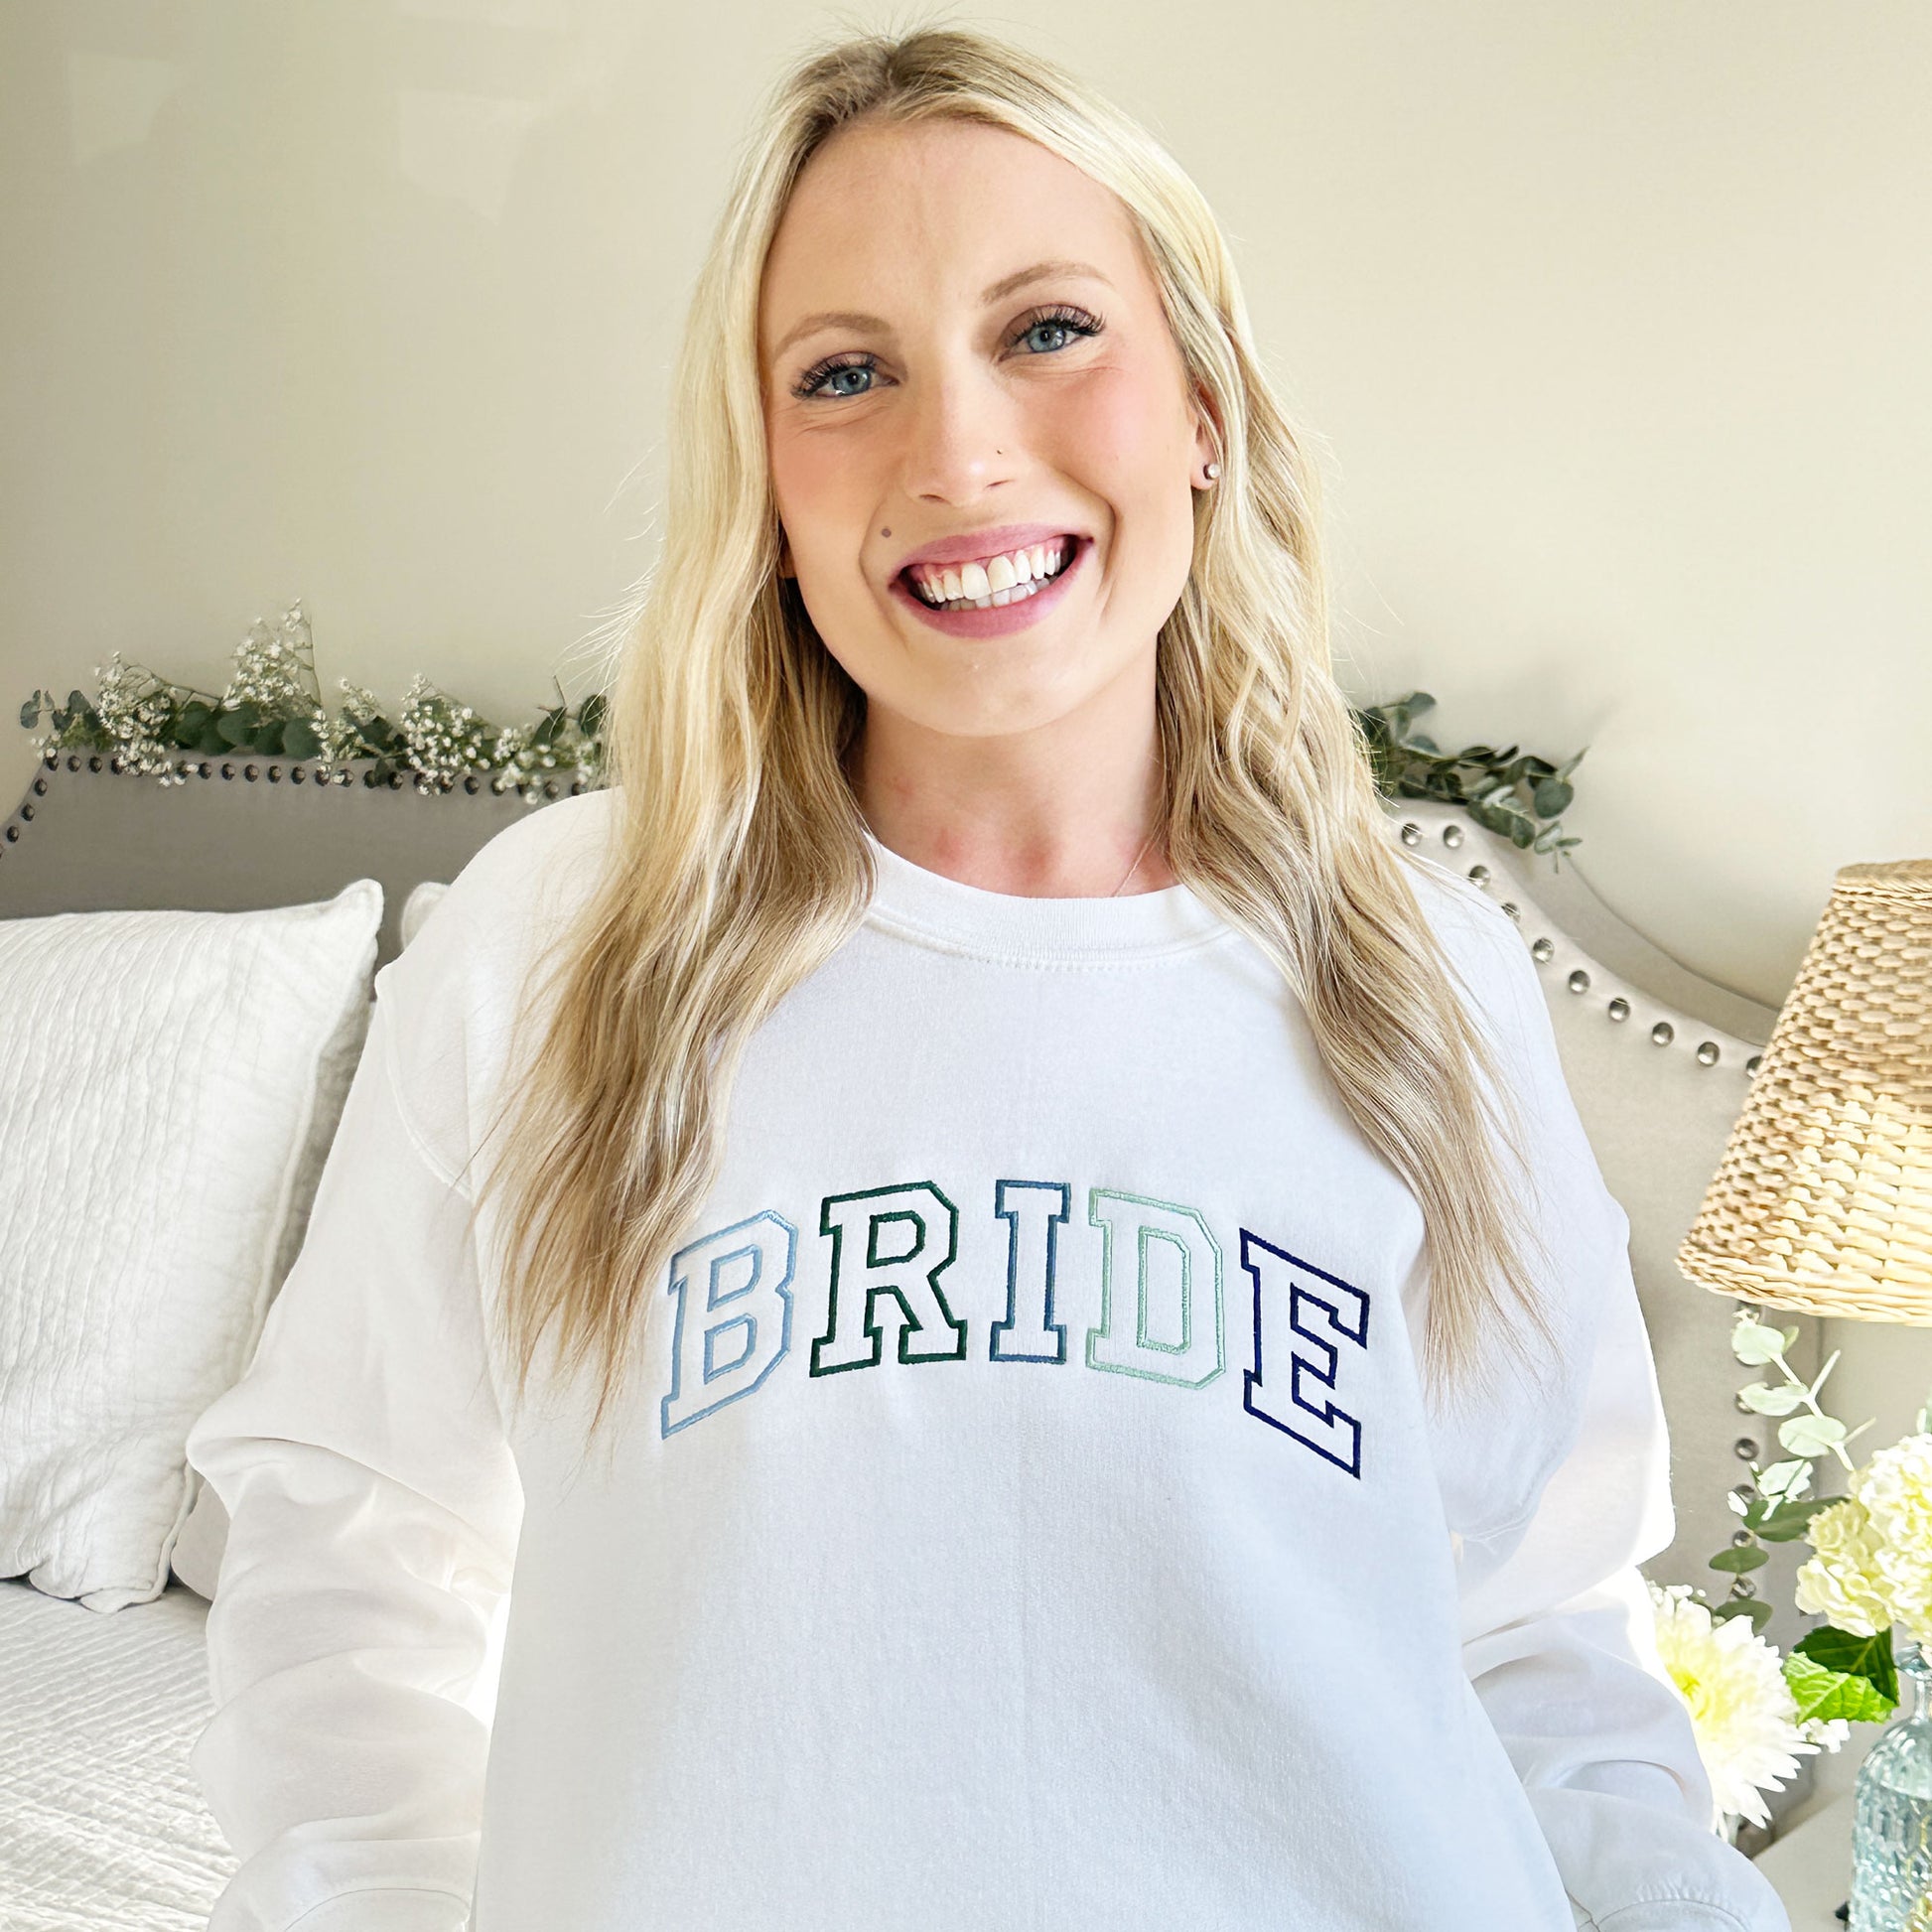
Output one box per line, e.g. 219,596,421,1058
1678,859,1932,1320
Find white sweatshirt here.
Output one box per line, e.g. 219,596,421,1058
186,786,1793,1932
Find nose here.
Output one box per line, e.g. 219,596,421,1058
898,359,1021,507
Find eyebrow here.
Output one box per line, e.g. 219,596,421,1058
768,258,1114,365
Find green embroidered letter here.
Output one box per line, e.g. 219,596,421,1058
1084,1188,1225,1388
811,1181,968,1375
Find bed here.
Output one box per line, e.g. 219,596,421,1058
0,746,1821,1929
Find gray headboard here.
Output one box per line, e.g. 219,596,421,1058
2,749,1817,1820
0,750,572,969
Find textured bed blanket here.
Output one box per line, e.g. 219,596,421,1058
0,1577,235,1929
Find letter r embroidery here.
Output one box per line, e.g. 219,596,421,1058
811,1181,968,1374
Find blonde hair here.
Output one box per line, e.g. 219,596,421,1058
466,24,1561,1469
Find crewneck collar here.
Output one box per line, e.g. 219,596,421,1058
860,826,1233,966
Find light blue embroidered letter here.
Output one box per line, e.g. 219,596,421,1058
1085,1189,1224,1388
660,1211,796,1438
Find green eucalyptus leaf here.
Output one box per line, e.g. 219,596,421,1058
196,727,227,756
1532,778,1574,817
19,692,41,729
1713,1597,1774,1634
578,691,607,738
1739,1381,1807,1416
1756,1496,1835,1541
282,716,321,759
1709,1545,1769,1574
1731,1318,1789,1366
1756,1457,1814,1500
1780,1414,1848,1457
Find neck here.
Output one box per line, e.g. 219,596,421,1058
848,674,1173,899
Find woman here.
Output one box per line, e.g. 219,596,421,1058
187,28,1791,1932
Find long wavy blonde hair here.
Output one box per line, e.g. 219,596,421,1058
463,25,1561,1470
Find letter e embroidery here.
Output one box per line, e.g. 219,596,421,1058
1240,1229,1370,1476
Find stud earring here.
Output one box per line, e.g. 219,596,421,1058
1203,462,1221,482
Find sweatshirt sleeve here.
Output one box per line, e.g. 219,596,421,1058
184,955,524,1932
1455,1203,1793,1932
1439,881,1793,1932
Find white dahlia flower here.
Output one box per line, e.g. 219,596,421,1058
1647,1581,1824,1830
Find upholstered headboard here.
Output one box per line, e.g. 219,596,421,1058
1,749,1820,1817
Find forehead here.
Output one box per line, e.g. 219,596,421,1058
759,118,1146,349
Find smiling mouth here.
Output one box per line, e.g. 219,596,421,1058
901,538,1079,612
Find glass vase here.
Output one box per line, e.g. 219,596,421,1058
1852,1635,1932,1930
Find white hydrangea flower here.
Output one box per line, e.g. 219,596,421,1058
1852,1435,1932,1648
1647,1581,1825,1830
1794,1438,1932,1648
1796,1495,1897,1637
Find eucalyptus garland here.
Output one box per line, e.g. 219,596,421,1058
1353,689,1584,867
18,600,605,798
19,600,1587,860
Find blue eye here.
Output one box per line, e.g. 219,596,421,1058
1014,305,1103,354
790,304,1104,401
793,355,878,401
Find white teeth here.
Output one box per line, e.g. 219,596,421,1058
908,538,1075,611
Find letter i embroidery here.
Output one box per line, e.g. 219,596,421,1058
1240,1229,1370,1476
990,1179,1069,1363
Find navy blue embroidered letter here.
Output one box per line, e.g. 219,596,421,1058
1240,1229,1370,1476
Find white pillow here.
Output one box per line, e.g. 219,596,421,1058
0,880,383,1611
170,875,452,1600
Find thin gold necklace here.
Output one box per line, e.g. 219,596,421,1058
1110,828,1158,897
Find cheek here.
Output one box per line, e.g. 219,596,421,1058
1051,362,1183,494
767,423,864,535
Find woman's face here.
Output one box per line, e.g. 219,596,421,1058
759,116,1215,745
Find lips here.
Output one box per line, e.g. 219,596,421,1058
887,533,1090,638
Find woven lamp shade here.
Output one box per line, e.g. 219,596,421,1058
1678,858,1932,1321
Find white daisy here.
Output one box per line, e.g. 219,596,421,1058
1648,1581,1826,1829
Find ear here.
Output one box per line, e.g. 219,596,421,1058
1190,386,1224,487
